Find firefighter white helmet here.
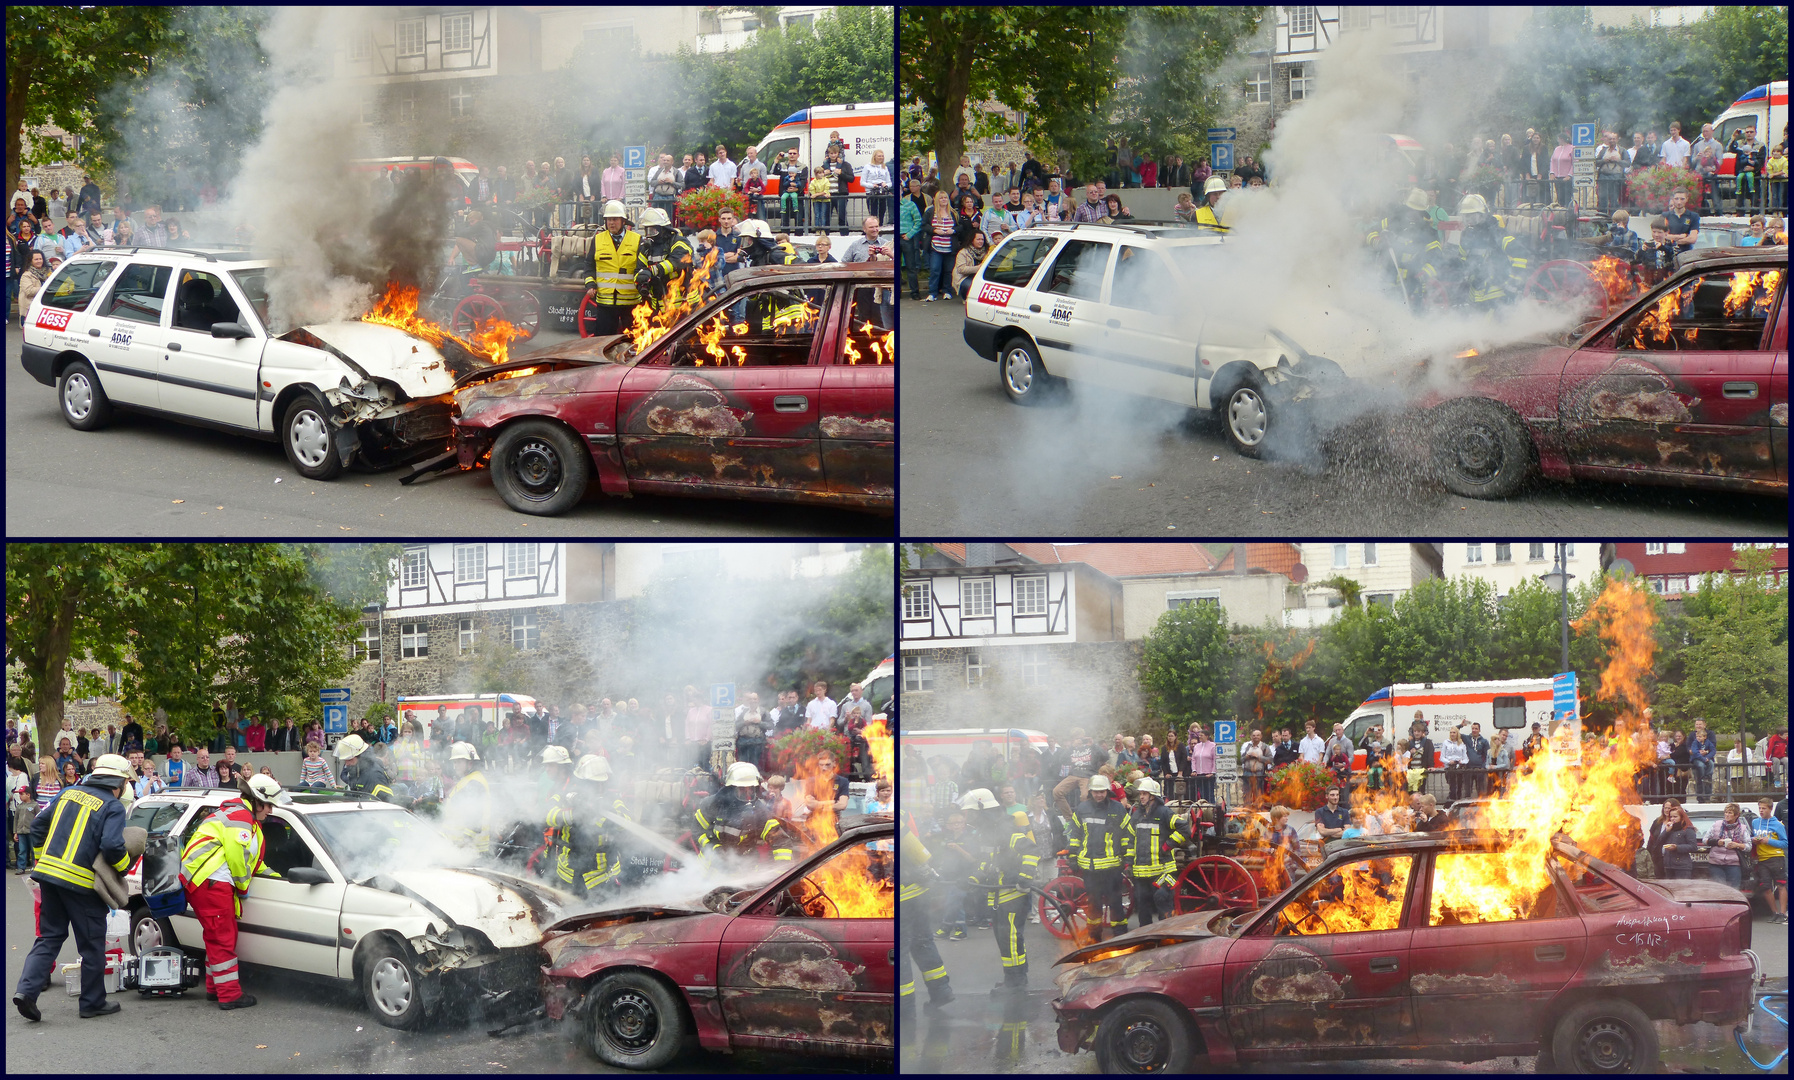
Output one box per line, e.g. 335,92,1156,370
637,207,671,229
88,754,134,784
1135,777,1162,798
334,733,368,760
735,218,772,240
602,200,628,219
1203,177,1227,196
1406,187,1432,213
243,773,292,807
574,754,612,781
449,741,481,762
725,761,762,788
541,745,574,766
959,788,999,810
1456,194,1489,220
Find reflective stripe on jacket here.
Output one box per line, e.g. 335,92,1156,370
1072,799,1131,871
180,801,265,893
445,770,492,854
587,229,642,305
30,783,128,894
1128,803,1189,879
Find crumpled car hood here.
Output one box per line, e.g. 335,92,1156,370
296,321,482,399
1056,908,1235,967
387,867,572,948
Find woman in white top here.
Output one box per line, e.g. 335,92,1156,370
862,149,892,228
1441,728,1470,801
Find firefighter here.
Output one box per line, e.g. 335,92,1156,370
180,774,291,1010
972,809,1041,994
1195,176,1228,231
442,742,492,855
694,762,794,863
1070,777,1131,943
335,733,396,802
582,199,642,336
549,755,629,898
731,219,809,336
1366,188,1444,309
632,207,694,309
898,823,955,1018
736,218,798,269
535,745,575,880
1127,777,1190,928
1454,194,1529,308
13,753,134,1021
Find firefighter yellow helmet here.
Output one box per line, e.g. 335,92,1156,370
334,733,368,760
541,745,573,766
602,200,628,219
725,761,762,788
574,754,611,781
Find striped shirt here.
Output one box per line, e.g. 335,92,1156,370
35,775,60,812
298,756,335,787
930,213,955,253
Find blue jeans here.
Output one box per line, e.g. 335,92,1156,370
812,199,831,229
13,834,30,868
1692,760,1713,796
832,195,848,230
927,249,952,299
1194,774,1216,803
1707,862,1742,890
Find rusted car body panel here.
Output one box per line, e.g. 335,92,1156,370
1052,834,1754,1065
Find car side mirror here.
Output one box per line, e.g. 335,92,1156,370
285,866,330,885
210,321,253,339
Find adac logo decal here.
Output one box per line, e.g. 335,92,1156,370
108,324,134,349
1050,300,1075,324
977,282,1013,308
35,308,73,331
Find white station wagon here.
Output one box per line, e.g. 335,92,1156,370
961,221,1346,457
123,788,575,1029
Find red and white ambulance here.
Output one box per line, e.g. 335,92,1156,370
1343,675,1582,768
754,101,895,196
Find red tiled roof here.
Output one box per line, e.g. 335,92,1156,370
929,543,966,562
1004,543,1219,577
1212,543,1303,575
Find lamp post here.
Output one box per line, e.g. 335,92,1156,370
1539,544,1573,673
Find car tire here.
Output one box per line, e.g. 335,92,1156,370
282,392,345,480
490,420,591,516
1094,998,1198,1074
128,905,178,957
1551,998,1659,1074
1220,379,1272,459
584,970,694,1070
1432,398,1533,499
58,359,114,431
362,939,433,1031
999,338,1060,405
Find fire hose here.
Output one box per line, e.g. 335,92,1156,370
599,808,693,866
1734,991,1788,1071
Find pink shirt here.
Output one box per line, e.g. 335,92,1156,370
684,705,713,743
1549,143,1575,180
1188,740,1217,776
601,165,626,201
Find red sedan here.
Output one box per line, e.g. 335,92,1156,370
453,263,894,515
1427,249,1786,498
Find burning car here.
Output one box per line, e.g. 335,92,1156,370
19,248,578,480
537,818,894,1070
1426,250,1786,498
123,789,576,1029
449,262,895,515
1052,830,1756,1074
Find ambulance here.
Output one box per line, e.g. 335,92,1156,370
1712,81,1786,184
754,101,895,196
1342,674,1582,769
899,728,1052,776
393,692,539,747
349,156,481,199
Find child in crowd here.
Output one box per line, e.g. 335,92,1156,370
299,740,335,788
12,784,36,872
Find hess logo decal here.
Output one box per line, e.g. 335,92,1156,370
35,308,73,331
977,282,1014,308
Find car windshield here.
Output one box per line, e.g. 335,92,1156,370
228,268,272,333
303,808,465,879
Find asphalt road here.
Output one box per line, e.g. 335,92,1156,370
898,297,1790,536
5,325,888,538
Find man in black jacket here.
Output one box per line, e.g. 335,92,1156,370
683,153,709,193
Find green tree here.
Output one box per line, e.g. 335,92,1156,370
1656,547,1788,741
1489,575,1573,679
769,544,894,694
1138,601,1237,728
1307,575,1364,608
1380,577,1499,681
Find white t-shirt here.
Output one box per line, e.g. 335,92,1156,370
805,696,838,730
1660,136,1691,169
1298,734,1327,766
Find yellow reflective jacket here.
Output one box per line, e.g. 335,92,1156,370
586,228,642,306
444,770,492,854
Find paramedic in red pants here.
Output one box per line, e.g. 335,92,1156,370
181,774,289,1009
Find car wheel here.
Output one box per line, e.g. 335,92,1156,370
1432,398,1533,498
999,338,1060,405
58,359,114,431
1551,998,1659,1074
585,970,694,1070
1221,380,1272,459
490,420,591,516
129,905,177,957
362,940,433,1030
282,393,345,480
1094,998,1198,1074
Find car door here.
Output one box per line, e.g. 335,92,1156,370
1769,294,1787,480
236,810,347,977
89,260,176,408
1407,849,1586,1048
1559,266,1783,484
1105,245,1199,406
158,268,263,430
1031,239,1115,385
818,283,894,498
1223,852,1417,1059
717,837,894,1055
617,283,827,496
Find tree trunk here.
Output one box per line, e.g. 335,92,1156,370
33,594,77,754
930,40,975,181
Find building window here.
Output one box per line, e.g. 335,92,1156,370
442,12,472,52
458,618,479,656
449,84,472,118
505,543,538,579
1014,575,1047,616
401,548,428,588
1465,543,1483,564
1664,575,1688,594
356,623,380,662
400,622,428,659
1388,6,1417,27
1362,543,1378,566
1529,543,1546,561
454,543,484,584
1564,543,1574,557
1168,592,1221,610
1332,544,1349,569
1367,592,1395,607
583,24,634,51
963,578,994,618
1246,69,1272,105
1288,63,1310,101
902,582,932,620
396,17,426,57
784,12,814,28
1019,646,1047,686
360,93,380,125
1645,542,1665,555
965,650,985,688
348,34,372,61
1667,542,1686,554
903,654,934,692
1343,6,1371,30
511,611,538,651
1495,543,1512,563
1289,6,1316,35
398,94,416,124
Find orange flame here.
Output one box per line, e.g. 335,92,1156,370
620,249,718,354
1589,255,1637,307
362,281,519,365
791,752,890,918
1723,269,1781,316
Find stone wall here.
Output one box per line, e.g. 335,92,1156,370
900,640,1145,740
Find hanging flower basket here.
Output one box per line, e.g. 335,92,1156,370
1623,165,1702,213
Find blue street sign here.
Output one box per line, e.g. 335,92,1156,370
1206,127,1237,142
624,145,647,169
1552,671,1579,720
711,683,736,709
323,703,349,733
1571,123,1596,147
319,687,351,703
1211,143,1234,172
1214,720,1237,744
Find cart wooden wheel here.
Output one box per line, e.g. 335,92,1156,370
577,291,597,338
505,289,541,341
1038,875,1090,941
1525,260,1609,318
1174,855,1259,915
453,293,506,337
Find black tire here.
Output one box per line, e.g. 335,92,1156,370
58,359,114,430
282,392,345,480
1433,398,1534,498
1220,379,1272,459
998,337,1060,405
1550,997,1659,1074
128,905,178,957
1093,998,1198,1074
490,419,591,516
585,970,694,1070
361,939,433,1030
